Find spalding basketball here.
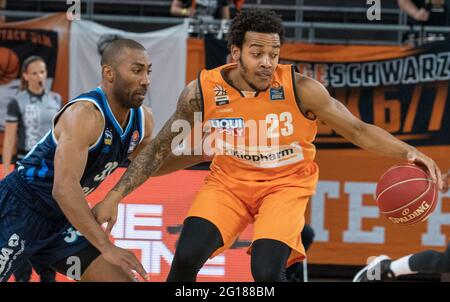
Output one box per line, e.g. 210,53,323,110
376,163,438,226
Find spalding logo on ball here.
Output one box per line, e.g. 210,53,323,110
376,163,438,226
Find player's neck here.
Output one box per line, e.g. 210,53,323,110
101,85,131,128
225,68,257,92
108,100,131,128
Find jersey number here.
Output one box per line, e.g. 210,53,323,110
265,112,294,138
63,227,83,243
82,161,119,195
94,161,119,182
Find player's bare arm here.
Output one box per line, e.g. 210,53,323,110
106,79,202,201
294,73,443,190
152,153,210,177
52,102,147,280
127,105,208,176
93,101,209,231
153,129,213,176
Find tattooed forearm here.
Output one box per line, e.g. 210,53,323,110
112,80,202,197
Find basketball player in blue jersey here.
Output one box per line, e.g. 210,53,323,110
0,39,152,282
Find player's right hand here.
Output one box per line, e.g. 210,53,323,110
101,243,148,281
406,150,443,191
92,198,119,234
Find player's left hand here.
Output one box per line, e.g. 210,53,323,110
92,196,120,234
407,150,444,192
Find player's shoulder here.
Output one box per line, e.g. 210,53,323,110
186,79,199,92
294,72,329,95
293,72,316,87
177,79,201,109
187,79,201,99
293,71,331,112
53,100,104,145
62,101,103,124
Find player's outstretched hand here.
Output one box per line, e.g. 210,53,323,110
102,243,148,281
407,150,443,192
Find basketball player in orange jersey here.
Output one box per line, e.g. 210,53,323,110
354,169,450,282
94,9,445,281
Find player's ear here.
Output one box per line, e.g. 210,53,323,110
230,45,240,62
102,64,114,83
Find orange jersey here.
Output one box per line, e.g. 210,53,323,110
199,63,318,182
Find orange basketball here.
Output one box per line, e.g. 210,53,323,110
376,163,438,226
0,47,20,85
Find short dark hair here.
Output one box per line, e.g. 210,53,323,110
97,34,124,55
227,9,284,50
100,38,146,67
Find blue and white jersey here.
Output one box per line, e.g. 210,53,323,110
16,86,145,216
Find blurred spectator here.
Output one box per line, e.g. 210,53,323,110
398,0,431,22
398,0,448,43
0,0,6,24
398,0,448,24
172,1,231,39
232,0,245,11
170,0,230,20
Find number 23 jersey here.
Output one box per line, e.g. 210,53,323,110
200,63,318,182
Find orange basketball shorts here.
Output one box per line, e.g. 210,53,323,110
186,162,319,267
